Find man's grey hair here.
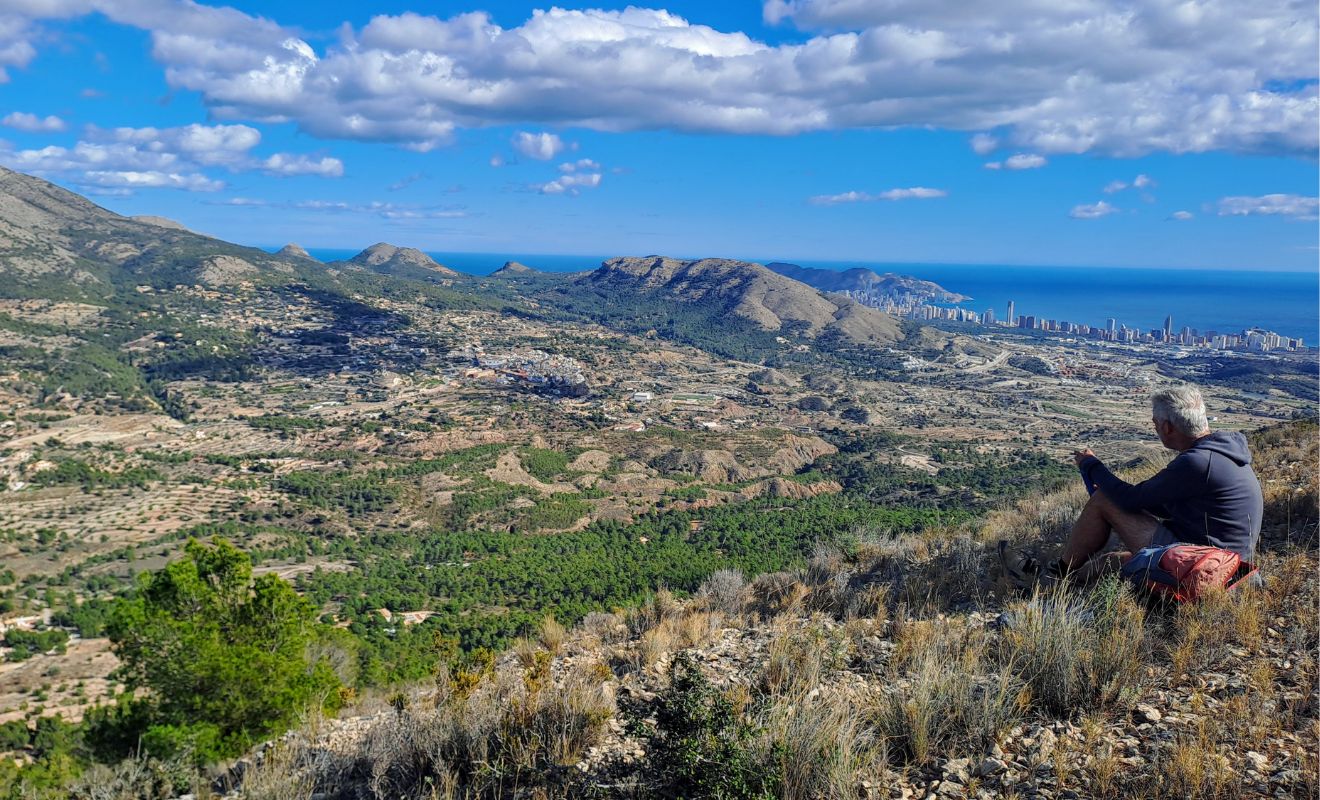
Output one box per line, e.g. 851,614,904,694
1151,385,1210,437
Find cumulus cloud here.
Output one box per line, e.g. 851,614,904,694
1169,210,1193,220
534,171,602,196
513,131,567,161
558,158,600,173
82,169,224,191
6,1,1314,156
1105,173,1156,193
261,153,343,177
1216,193,1318,220
2,111,65,132
970,133,998,155
810,187,947,204
0,120,343,192
1069,200,1119,219
1003,153,1047,170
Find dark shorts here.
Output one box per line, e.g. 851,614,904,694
1150,523,1180,548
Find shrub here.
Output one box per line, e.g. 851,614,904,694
696,568,747,617
637,652,779,799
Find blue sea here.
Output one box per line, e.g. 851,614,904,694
300,248,1319,344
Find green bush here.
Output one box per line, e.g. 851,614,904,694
637,652,779,799
102,538,344,763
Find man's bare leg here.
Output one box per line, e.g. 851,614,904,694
1060,490,1159,574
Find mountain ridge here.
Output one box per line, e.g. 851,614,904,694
582,255,904,344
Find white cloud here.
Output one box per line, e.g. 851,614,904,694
1216,193,1319,220
534,171,602,196
983,161,1002,170
970,133,998,155
810,187,946,204
283,198,468,218
82,169,224,191
261,153,344,177
1169,210,1193,220
2,111,65,132
558,158,600,173
489,154,504,168
1106,173,1157,193
1069,200,1119,219
513,131,567,161
6,1,1314,156
1003,153,1047,170
0,121,343,192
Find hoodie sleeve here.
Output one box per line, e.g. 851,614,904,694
1079,453,1204,515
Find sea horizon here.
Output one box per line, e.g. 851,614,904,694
292,247,1319,343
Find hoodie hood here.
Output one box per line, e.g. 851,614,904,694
1191,430,1252,466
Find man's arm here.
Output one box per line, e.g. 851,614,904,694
1078,452,1202,514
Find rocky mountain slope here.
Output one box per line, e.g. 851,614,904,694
217,421,1318,800
0,166,308,296
334,242,459,278
583,256,904,344
768,261,969,303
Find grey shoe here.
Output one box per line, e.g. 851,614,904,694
997,540,1040,590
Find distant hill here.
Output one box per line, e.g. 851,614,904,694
333,242,458,279
0,166,307,297
276,243,317,262
766,262,968,303
492,261,535,276
579,256,903,344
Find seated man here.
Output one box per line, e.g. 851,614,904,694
1003,385,1263,587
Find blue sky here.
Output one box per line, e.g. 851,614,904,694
0,0,1316,270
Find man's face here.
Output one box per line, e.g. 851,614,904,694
1152,415,1173,448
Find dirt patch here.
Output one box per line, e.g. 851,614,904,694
484,451,577,494
569,450,612,473
0,637,118,725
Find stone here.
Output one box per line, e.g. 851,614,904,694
1134,703,1162,723
977,757,1007,777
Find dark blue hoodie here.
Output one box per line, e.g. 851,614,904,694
1080,430,1263,560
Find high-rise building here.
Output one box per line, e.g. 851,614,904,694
1006,301,1015,327
984,308,995,325
1163,314,1173,341
1106,318,1117,337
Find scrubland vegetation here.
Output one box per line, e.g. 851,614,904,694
0,420,1310,799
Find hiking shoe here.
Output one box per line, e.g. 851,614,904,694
1034,559,1068,591
997,540,1041,590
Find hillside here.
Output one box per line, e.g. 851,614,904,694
0,166,308,296
210,420,1319,800
581,256,904,344
333,242,459,278
767,261,969,303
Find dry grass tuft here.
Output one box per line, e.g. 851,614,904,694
759,616,849,698
758,689,886,800
875,618,1023,766
538,615,567,655
998,576,1145,716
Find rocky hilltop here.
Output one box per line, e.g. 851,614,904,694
275,242,317,261
492,260,536,276
768,261,969,303
585,255,904,344
338,242,458,277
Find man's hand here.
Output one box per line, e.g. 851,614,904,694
1072,448,1096,467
